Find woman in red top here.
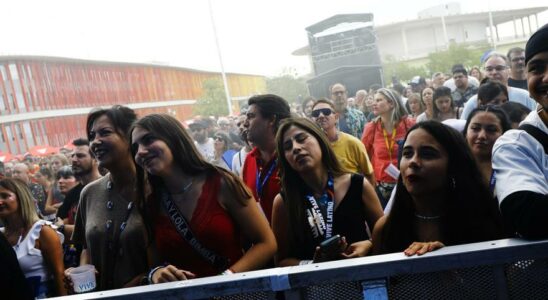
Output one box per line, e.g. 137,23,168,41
361,88,415,207
131,114,276,283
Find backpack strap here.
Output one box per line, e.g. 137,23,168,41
518,124,548,155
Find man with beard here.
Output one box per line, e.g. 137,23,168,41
242,94,291,223
231,113,252,177
507,47,528,90
330,83,366,138
55,138,101,256
461,53,537,120
492,24,548,239
451,67,478,107
189,119,215,162
311,99,375,185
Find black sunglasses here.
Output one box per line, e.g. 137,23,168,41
213,136,225,142
311,108,334,118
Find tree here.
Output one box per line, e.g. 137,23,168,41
427,42,490,74
194,77,228,117
266,74,309,104
382,55,428,84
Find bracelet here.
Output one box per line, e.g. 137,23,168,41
299,260,313,265
147,265,165,284
221,268,234,275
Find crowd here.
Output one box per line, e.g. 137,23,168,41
0,24,546,299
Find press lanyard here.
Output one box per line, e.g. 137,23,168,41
305,173,335,240
255,159,277,202
489,170,496,193
382,126,397,162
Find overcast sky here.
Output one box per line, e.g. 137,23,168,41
2,0,547,76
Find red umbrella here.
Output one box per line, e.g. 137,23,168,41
0,151,13,162
62,141,75,150
27,145,59,157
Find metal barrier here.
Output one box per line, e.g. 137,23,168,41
53,238,548,299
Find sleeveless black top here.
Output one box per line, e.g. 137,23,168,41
294,173,370,259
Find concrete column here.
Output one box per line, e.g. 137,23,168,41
528,16,533,35
401,27,409,58
535,14,539,30
495,24,499,42
513,16,518,39
521,18,526,37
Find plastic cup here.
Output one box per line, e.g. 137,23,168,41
68,264,97,293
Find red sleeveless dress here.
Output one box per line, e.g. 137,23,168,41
153,172,243,277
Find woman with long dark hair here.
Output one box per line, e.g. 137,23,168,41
432,86,463,121
273,118,382,266
72,105,148,291
464,106,511,193
372,121,504,255
131,114,275,283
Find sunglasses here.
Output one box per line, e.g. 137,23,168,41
311,108,334,118
332,91,345,95
190,127,204,132
213,136,225,142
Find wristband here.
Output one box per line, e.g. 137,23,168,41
147,265,165,284
221,268,234,275
299,260,313,265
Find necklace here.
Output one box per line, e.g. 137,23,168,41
414,213,442,221
170,179,194,195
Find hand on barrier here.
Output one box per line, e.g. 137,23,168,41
152,265,196,284
64,266,99,294
341,240,373,258
404,241,445,256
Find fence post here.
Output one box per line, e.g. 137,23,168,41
361,279,388,300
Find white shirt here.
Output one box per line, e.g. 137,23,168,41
492,109,548,204
194,138,215,161
231,147,250,177
461,87,537,120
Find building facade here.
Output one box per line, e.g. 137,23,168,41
0,56,266,155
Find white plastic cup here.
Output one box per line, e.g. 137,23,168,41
68,264,97,293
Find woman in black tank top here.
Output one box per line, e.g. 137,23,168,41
271,118,383,267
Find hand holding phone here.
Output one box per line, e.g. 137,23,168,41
313,235,347,263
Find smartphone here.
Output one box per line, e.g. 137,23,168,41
319,235,341,254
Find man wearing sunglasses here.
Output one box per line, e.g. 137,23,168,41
311,99,375,185
330,83,366,139
460,53,537,120
507,47,527,90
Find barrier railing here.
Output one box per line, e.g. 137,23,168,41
53,238,548,299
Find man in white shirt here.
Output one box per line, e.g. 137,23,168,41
189,119,214,161
460,53,537,120
492,24,548,239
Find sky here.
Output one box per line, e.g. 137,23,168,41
1,0,547,76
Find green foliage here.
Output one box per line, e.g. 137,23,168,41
194,77,228,117
266,74,309,104
382,55,428,83
427,42,490,74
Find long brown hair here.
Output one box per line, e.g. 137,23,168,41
379,121,504,253
131,114,252,237
275,117,345,255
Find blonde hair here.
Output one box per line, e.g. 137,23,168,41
375,88,409,124
0,178,40,228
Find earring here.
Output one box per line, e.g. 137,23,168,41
450,177,456,190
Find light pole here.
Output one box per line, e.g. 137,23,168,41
207,0,233,115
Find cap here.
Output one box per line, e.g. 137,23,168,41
188,119,208,129
409,76,426,85
525,23,548,65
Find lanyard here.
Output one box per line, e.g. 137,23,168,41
489,170,496,193
305,173,335,240
255,159,277,201
382,126,397,162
